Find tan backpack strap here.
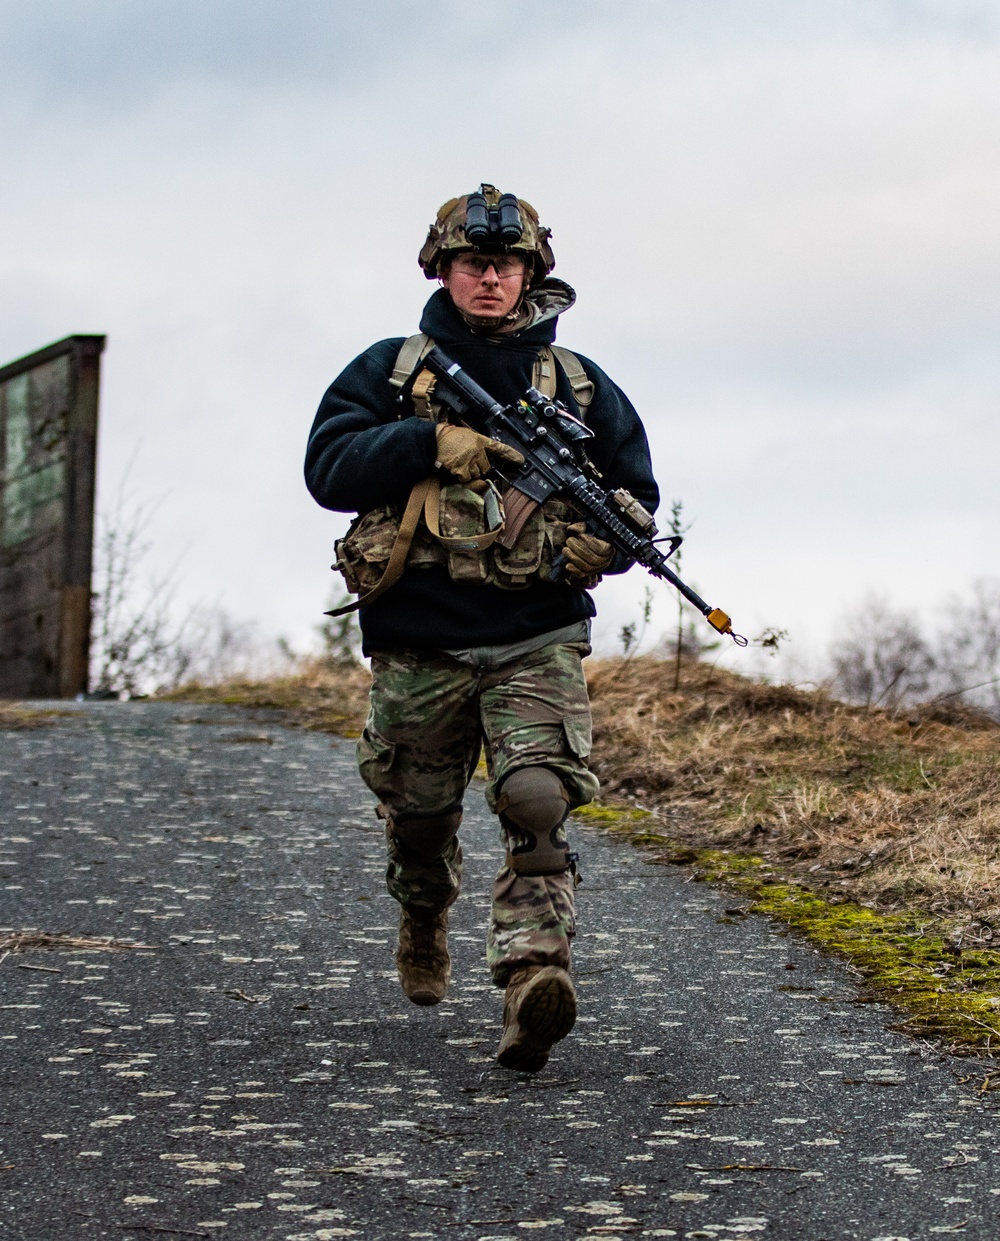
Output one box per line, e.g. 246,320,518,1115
326,478,436,616
389,333,433,390
551,345,595,414
422,477,504,550
532,346,557,399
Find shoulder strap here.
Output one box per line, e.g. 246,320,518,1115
389,333,433,390
551,345,595,414
532,345,595,413
532,346,557,398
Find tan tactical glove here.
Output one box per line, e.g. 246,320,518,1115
564,523,614,588
435,424,524,484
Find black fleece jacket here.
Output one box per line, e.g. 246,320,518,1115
305,288,659,654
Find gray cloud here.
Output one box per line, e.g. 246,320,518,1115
2,0,999,660
2,0,997,107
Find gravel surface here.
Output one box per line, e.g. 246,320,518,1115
1,700,998,1241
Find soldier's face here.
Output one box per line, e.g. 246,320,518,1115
442,253,527,323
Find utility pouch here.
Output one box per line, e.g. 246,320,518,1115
334,506,402,595
491,500,545,588
436,481,504,583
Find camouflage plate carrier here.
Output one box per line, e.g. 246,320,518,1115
333,336,596,607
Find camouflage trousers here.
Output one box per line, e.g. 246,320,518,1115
356,640,599,986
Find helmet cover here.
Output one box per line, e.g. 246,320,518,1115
418,184,555,284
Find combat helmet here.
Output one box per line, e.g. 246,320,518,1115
418,184,555,285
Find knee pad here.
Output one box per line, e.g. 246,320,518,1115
388,806,462,862
497,767,573,876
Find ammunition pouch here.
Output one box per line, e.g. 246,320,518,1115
334,503,441,597
334,488,577,596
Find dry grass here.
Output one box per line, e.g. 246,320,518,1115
162,657,372,737
0,703,58,730
587,655,1000,932
0,932,155,962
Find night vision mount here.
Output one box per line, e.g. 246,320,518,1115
464,184,524,250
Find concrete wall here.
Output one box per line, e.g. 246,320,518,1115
0,336,104,698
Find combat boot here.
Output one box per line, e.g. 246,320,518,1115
396,906,450,1006
497,964,577,1073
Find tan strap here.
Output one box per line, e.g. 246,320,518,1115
422,477,504,550
411,367,440,420
328,473,506,617
532,347,557,399
533,344,594,414
326,478,435,616
551,344,595,413
389,333,432,390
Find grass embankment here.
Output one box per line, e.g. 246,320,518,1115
163,660,371,736
0,704,60,729
164,654,1000,1053
585,656,1000,1053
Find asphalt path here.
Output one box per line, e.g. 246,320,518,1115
1,701,998,1241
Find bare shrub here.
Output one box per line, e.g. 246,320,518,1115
90,494,179,695
829,595,935,709
90,494,291,696
162,605,292,688
933,579,1000,716
827,582,1000,720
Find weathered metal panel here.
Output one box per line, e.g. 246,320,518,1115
0,335,104,698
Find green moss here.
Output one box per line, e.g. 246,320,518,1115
573,803,650,827
579,802,1000,1054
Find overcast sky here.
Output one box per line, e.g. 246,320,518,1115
2,0,997,670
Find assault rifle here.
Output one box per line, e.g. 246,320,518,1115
420,347,747,645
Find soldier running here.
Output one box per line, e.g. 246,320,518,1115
305,185,659,1072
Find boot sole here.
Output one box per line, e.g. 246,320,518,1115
404,987,445,1007
398,965,451,1007
497,968,577,1072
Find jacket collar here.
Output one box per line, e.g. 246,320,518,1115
418,278,576,348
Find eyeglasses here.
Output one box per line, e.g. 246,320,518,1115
450,254,526,279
